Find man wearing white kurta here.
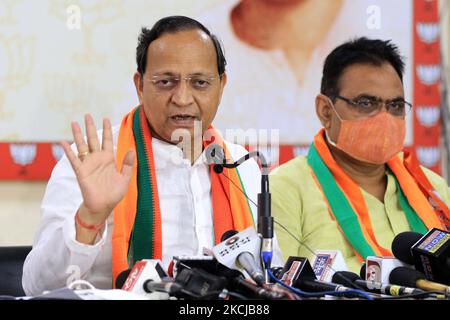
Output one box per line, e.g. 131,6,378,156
23,16,283,296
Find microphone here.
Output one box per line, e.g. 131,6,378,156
392,229,450,285
119,259,171,299
204,143,226,174
206,143,274,273
279,256,356,295
311,250,348,282
171,255,223,278
391,231,421,265
360,263,366,280
115,269,131,289
333,271,427,296
174,267,228,299
171,252,282,299
389,266,450,296
212,228,265,285
331,271,361,289
363,256,410,284
221,230,239,242
143,278,183,295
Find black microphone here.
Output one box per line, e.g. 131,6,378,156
143,278,184,295
204,143,227,174
389,266,450,295
392,229,450,284
115,269,132,289
221,230,239,242
333,271,427,296
359,263,366,280
172,252,281,299
278,256,356,295
391,231,421,265
206,144,274,273
332,271,361,289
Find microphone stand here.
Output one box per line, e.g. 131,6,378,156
212,149,273,284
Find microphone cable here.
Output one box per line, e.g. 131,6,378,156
215,154,450,300
217,162,450,300
217,165,373,299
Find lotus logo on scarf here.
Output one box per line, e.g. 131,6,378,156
416,106,440,127
416,22,440,44
416,65,441,86
416,146,440,168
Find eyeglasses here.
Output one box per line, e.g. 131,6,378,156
149,74,218,92
333,95,412,117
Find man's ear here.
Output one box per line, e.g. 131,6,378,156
315,94,333,130
133,72,144,104
218,72,227,103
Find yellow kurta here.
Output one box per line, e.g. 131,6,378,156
271,156,450,274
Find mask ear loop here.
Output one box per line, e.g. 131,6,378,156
322,95,342,147
324,95,344,121
325,129,338,148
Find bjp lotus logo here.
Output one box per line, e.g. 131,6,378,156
9,143,37,175
416,65,441,86
44,73,94,113
52,143,65,162
293,146,309,157
49,0,123,65
416,146,440,168
0,0,24,25
416,22,439,44
416,106,440,128
0,34,35,115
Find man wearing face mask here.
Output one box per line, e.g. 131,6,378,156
271,37,450,273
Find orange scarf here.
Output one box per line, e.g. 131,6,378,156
111,106,254,284
310,129,449,259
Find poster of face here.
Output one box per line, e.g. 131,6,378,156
198,0,413,145
0,0,411,143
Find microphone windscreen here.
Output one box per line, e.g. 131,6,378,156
391,232,423,265
213,164,224,174
332,271,361,288
221,229,238,242
205,144,225,165
389,266,425,288
360,262,366,280
115,268,132,289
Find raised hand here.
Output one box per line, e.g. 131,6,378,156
61,114,135,243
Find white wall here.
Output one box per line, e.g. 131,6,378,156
0,182,46,246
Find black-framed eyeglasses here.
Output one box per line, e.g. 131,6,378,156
333,94,412,117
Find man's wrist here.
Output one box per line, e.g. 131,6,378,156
74,205,107,245
75,209,104,232
77,204,108,227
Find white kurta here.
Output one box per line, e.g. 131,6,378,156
22,125,283,296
